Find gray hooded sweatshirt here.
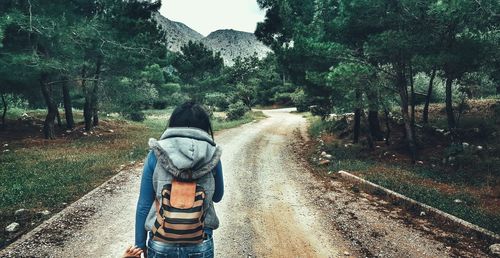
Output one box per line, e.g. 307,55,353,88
144,127,222,231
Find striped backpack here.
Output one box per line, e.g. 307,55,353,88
152,178,206,244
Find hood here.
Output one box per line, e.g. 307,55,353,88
148,127,222,181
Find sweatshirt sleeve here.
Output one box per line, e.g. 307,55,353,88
212,160,224,203
134,151,156,249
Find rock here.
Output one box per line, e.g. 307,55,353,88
454,199,463,203
38,210,51,217
490,244,500,256
5,222,20,233
319,160,330,166
421,225,431,232
14,209,30,219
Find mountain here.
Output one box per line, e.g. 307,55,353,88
155,14,272,66
155,14,204,53
201,29,272,66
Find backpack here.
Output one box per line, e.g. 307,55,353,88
151,177,207,244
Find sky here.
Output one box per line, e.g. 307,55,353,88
159,0,266,36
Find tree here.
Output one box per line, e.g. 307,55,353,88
172,41,224,101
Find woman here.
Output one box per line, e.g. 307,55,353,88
135,101,224,258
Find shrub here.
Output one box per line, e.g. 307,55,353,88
226,101,249,121
152,99,168,109
126,111,146,122
290,89,309,112
205,92,230,111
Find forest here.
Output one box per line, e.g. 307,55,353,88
0,0,293,139
1,0,500,251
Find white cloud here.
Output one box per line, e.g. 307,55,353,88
159,0,266,36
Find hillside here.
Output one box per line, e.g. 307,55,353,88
155,14,272,65
154,13,204,52
201,29,272,66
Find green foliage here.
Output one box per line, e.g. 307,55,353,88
365,174,500,234
205,92,230,111
126,111,146,122
226,100,249,121
290,89,309,112
171,41,224,102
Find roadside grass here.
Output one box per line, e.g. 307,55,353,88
306,114,500,235
212,111,266,131
0,108,265,248
364,174,500,234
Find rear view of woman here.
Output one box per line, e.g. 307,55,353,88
135,101,224,257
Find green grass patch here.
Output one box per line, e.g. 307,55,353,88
307,115,500,234
365,174,500,234
0,107,264,248
212,111,266,131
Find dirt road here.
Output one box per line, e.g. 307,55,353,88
1,108,490,257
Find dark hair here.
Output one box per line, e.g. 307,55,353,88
168,101,214,139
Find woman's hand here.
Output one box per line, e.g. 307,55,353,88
122,245,143,258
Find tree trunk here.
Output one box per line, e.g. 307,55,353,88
353,108,361,144
62,80,75,129
1,92,7,127
362,111,374,150
445,77,456,129
396,64,417,162
41,73,57,139
353,90,362,144
366,85,383,141
91,57,102,126
422,68,436,124
56,109,62,127
409,64,417,142
368,111,383,141
82,67,93,132
384,108,391,145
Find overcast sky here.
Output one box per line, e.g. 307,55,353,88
159,0,266,36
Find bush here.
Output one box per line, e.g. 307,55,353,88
125,111,146,122
152,99,168,109
290,89,309,112
205,92,230,111
226,101,249,121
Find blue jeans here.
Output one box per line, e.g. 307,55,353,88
147,235,214,258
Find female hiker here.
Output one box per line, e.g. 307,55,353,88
135,101,224,258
